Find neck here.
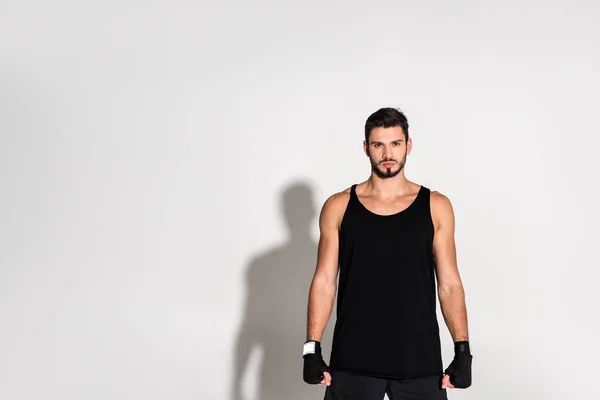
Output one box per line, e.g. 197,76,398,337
366,170,412,197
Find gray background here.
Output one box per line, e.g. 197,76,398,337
1,1,599,399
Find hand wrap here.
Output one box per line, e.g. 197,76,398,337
302,340,329,384
444,341,473,388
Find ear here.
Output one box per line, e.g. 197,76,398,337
406,137,413,155
363,140,369,157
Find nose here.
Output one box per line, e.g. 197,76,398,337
382,144,391,158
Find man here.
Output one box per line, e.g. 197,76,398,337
302,107,472,399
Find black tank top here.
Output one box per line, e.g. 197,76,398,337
328,184,443,380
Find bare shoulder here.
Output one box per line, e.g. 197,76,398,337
430,190,452,208
320,187,352,230
430,190,455,227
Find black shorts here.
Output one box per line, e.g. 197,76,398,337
323,369,447,400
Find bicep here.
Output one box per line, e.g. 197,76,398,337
312,195,343,285
432,194,461,289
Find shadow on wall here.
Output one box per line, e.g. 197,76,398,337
230,180,335,400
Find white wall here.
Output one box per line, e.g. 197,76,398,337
1,1,599,399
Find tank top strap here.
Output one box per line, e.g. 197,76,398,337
414,185,432,217
344,183,359,208
350,184,358,198
418,185,430,203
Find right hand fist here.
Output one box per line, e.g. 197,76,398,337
302,341,330,385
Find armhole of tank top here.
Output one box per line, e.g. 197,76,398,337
339,184,356,232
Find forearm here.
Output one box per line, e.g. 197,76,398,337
438,283,469,342
306,277,336,342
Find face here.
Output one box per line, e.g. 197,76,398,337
363,126,411,179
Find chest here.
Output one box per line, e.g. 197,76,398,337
341,210,433,249
356,193,420,216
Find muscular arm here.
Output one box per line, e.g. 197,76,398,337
306,193,345,342
432,192,469,342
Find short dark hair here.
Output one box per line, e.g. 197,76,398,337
364,107,409,143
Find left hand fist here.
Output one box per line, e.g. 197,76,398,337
442,341,473,389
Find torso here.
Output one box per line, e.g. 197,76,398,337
327,180,444,380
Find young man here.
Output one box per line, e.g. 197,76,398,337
302,108,472,399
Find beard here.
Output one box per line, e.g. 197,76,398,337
369,150,407,179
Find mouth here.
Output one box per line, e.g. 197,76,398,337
381,162,395,168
